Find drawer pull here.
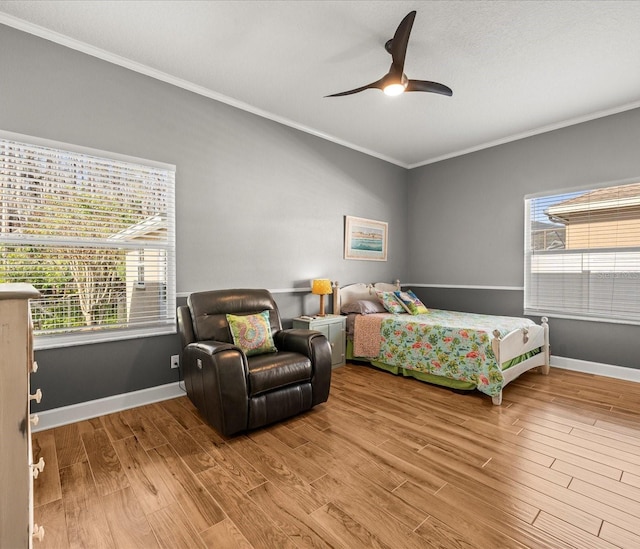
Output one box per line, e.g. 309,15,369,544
31,361,39,373
33,524,45,542
30,414,40,426
30,388,43,404
32,457,45,478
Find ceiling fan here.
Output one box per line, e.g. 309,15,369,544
326,10,452,98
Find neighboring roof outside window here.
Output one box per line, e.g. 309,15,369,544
546,182,640,222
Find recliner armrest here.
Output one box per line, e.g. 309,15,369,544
274,329,332,406
274,328,325,358
187,339,240,356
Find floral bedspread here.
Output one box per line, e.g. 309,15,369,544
355,309,536,397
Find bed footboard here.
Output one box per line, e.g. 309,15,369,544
491,317,549,405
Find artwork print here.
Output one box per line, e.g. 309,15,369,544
344,216,388,261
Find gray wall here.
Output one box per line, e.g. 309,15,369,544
0,25,408,411
408,108,640,369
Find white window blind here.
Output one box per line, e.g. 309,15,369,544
0,132,176,347
525,180,640,325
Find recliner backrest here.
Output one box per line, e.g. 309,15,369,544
187,288,282,343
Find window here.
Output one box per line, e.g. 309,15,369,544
525,179,640,325
0,131,176,347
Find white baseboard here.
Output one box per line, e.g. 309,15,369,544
32,356,640,431
550,355,640,383
32,382,185,432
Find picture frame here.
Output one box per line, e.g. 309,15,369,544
344,215,388,261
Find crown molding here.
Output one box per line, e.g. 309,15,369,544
0,14,407,169
3,13,639,172
408,100,640,169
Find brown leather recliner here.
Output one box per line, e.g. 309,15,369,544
177,289,332,436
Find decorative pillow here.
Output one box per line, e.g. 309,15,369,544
375,290,407,314
226,310,277,356
341,299,387,315
394,290,429,315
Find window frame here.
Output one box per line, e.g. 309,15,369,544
524,177,640,326
0,130,176,349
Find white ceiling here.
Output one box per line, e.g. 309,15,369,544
2,1,640,168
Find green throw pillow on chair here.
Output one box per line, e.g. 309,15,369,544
226,310,277,356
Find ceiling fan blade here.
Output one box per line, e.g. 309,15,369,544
406,79,453,96
326,11,450,100
325,78,385,97
390,11,416,74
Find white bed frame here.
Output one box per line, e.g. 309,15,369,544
333,281,550,405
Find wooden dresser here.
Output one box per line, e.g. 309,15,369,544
0,284,44,547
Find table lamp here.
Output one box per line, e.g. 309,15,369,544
311,279,333,317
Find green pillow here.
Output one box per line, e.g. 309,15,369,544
375,290,407,314
226,310,277,356
394,290,429,315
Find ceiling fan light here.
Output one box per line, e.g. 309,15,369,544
383,83,406,96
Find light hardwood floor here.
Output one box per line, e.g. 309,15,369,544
33,363,640,548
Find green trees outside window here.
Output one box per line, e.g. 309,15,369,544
0,135,175,340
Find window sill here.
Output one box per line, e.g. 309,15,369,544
524,310,640,327
34,324,177,350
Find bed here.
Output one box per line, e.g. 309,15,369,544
333,281,549,405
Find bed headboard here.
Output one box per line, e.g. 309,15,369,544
332,280,401,314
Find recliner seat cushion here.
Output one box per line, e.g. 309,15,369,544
247,352,312,396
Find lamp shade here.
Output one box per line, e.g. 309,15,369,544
311,279,333,295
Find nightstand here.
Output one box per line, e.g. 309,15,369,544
293,314,346,369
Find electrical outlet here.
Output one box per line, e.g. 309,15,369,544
170,354,180,369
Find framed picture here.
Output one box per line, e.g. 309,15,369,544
344,215,388,261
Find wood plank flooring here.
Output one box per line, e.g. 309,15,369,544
32,364,640,548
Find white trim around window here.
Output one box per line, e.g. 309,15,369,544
0,130,176,348
524,177,640,325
